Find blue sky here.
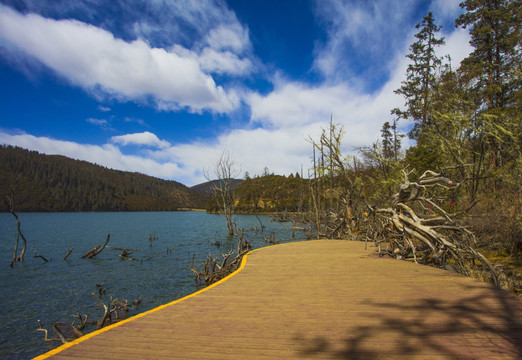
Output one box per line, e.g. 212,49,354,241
0,0,472,186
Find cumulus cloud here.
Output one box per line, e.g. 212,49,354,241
111,131,171,149
0,4,241,113
246,80,397,150
0,1,474,186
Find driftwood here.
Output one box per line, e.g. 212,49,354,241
63,248,73,260
33,252,49,263
370,166,500,286
82,234,110,259
118,250,135,261
37,288,141,344
191,230,251,287
36,314,87,344
143,246,177,261
107,246,142,252
91,288,141,329
107,245,145,261
264,232,280,245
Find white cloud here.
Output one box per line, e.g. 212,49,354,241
86,118,110,127
431,0,463,23
438,27,473,68
246,80,395,149
171,43,253,77
312,0,419,82
205,24,250,53
111,131,171,149
0,4,240,113
198,48,253,75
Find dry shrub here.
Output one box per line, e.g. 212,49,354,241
469,190,522,257
467,188,521,295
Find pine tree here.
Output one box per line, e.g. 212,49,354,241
456,0,521,168
392,12,445,140
381,122,393,159
391,119,403,162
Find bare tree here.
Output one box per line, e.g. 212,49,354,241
205,150,239,236
5,193,28,267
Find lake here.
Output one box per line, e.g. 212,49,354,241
0,211,308,359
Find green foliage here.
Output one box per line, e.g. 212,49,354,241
0,145,206,212
388,1,521,258
226,174,310,213
392,12,445,140
456,0,521,168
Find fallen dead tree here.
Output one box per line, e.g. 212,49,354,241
368,166,500,286
191,230,251,287
82,234,110,259
36,314,86,343
36,286,141,344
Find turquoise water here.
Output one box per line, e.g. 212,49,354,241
0,212,306,359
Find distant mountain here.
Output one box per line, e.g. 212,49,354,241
0,145,206,212
190,179,244,199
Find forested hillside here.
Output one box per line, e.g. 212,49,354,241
203,174,310,214
0,145,206,211
233,174,308,213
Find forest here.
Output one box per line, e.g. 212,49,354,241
0,145,206,212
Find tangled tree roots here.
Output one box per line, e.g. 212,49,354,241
369,166,500,286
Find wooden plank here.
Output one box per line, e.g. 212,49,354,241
35,240,522,360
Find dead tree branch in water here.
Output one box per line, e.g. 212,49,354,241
191,230,251,287
82,234,110,259
5,194,28,267
33,252,49,263
36,315,86,344
370,166,500,286
143,246,177,262
36,286,141,344
63,248,73,260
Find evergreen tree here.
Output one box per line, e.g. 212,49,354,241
391,119,403,162
392,12,445,140
381,122,393,159
456,0,521,168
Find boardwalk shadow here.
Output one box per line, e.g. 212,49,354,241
295,285,522,359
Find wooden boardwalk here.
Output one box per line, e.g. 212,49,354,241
36,240,522,359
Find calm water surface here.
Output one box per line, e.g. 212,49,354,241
0,212,306,359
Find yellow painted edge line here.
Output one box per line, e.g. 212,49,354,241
32,244,277,360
